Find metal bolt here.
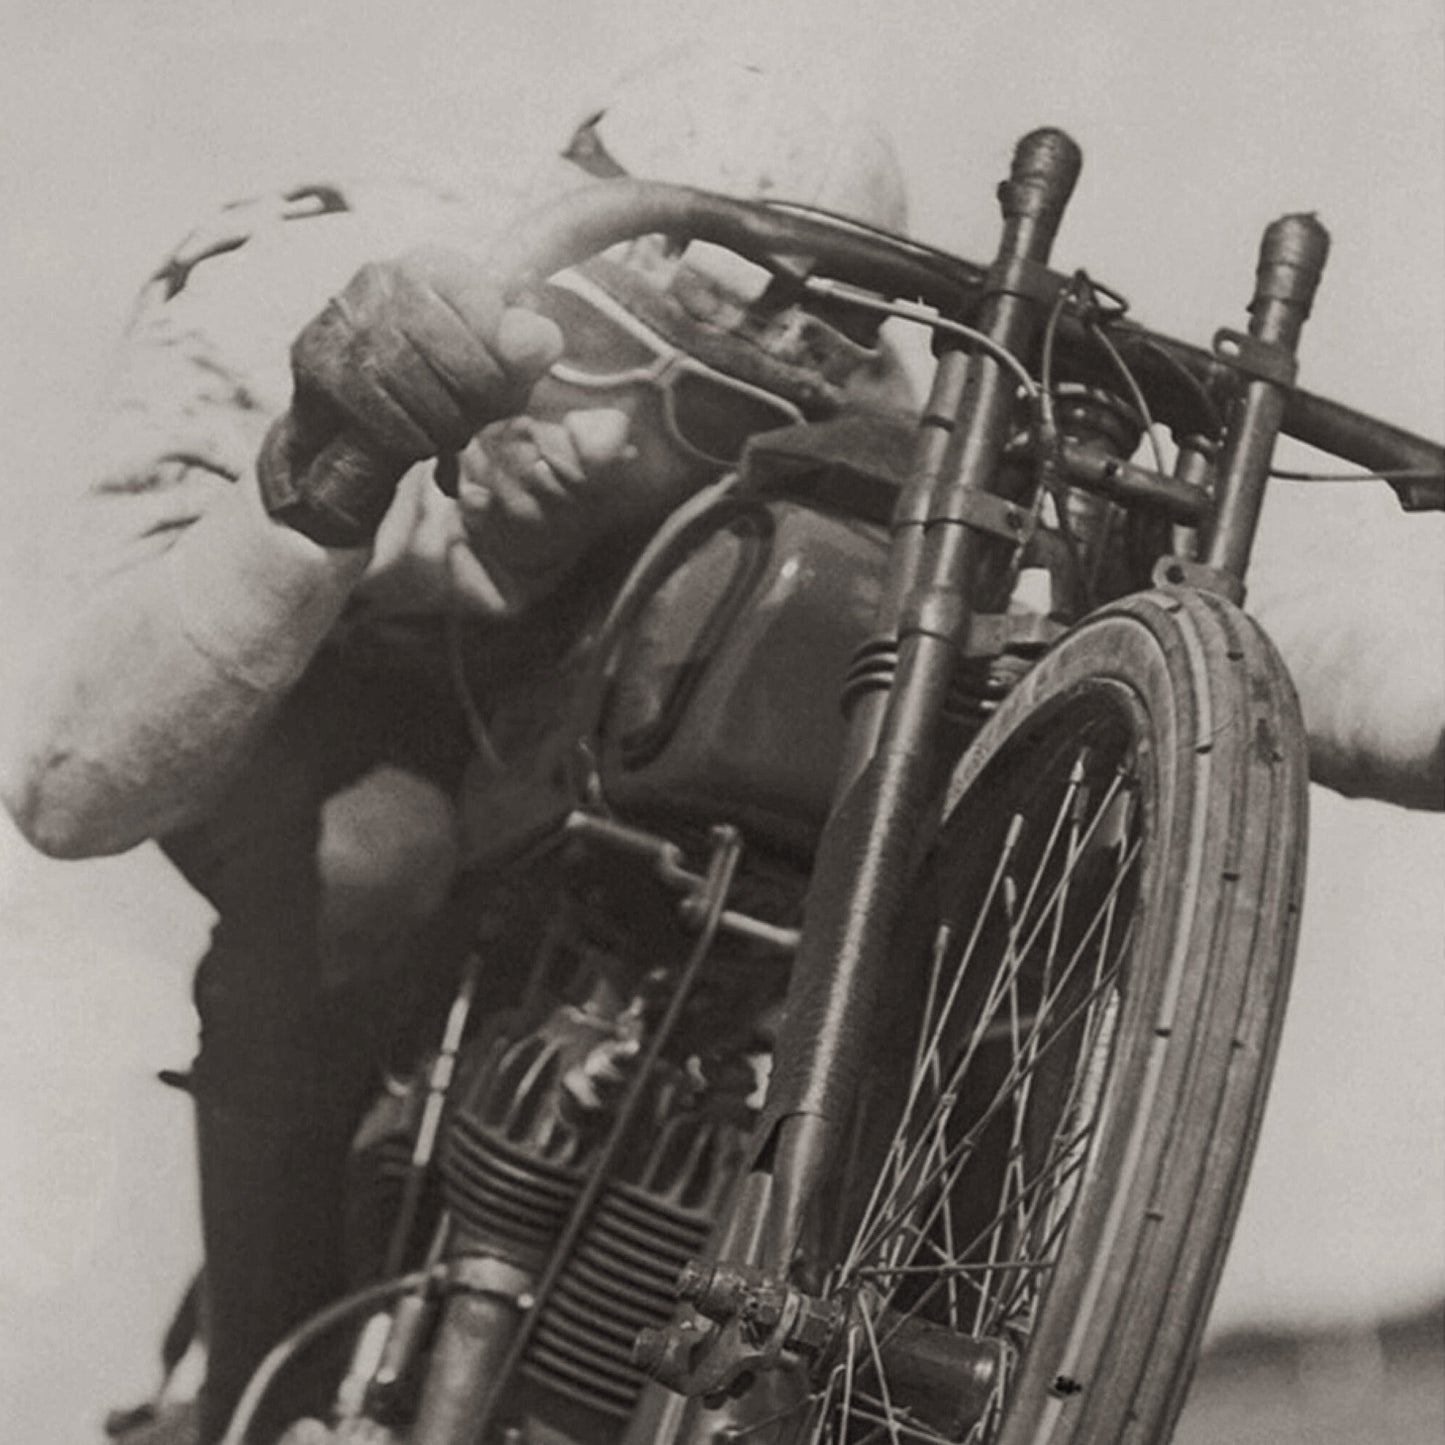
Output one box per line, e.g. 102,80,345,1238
676,1259,711,1304
633,1326,668,1372
634,1321,703,1382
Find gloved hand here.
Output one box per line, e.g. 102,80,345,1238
450,408,637,614
258,247,563,548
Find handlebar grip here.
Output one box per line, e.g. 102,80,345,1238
1252,213,1331,321
258,413,408,548
997,128,1084,230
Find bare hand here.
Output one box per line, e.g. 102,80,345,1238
448,408,636,614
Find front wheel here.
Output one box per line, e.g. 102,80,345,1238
788,586,1307,1444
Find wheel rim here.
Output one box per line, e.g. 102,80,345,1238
805,693,1151,1443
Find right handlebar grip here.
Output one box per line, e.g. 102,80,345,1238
997,127,1084,230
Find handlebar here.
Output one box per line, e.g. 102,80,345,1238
482,177,1443,510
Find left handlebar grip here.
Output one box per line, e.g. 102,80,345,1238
1251,212,1331,322
259,416,405,549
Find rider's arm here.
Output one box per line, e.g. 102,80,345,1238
1,191,559,859
2,206,371,855
1257,575,1444,811
1252,493,1444,812
1,467,370,858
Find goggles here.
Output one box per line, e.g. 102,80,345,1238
540,270,806,467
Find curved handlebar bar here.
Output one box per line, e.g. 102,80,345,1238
482,179,1443,510
482,179,991,312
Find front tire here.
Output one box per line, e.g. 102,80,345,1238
794,586,1307,1444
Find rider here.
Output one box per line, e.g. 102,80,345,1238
0,55,912,1445
4,45,1439,1445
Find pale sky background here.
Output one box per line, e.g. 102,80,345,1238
0,2,1441,1441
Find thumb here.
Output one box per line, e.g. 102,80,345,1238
494,306,565,381
563,408,634,470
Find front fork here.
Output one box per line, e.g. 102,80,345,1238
633,127,1086,1413
638,129,1330,1418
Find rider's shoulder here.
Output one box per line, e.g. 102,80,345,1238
132,175,507,321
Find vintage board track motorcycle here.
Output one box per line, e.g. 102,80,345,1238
230,129,1443,1444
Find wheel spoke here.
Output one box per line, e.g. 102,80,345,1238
859,953,1122,1293
847,836,1140,1269
866,764,1134,1228
857,1301,905,1444
810,730,1154,1442
879,1111,1097,1343
843,819,1026,1280
855,1259,1055,1279
841,1403,972,1444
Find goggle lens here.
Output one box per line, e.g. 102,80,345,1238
541,272,804,467
667,370,800,464
535,284,659,372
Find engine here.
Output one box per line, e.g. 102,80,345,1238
436,985,755,1442
325,854,779,1445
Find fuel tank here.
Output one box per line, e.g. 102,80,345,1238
457,413,915,870
595,495,887,858
458,491,888,869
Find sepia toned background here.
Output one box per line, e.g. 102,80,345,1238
1,2,1441,1441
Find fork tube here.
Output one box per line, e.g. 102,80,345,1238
845,134,1080,779
841,344,973,779
747,130,1083,1271
1202,214,1330,586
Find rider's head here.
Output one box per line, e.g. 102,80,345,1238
538,49,907,227
522,53,913,502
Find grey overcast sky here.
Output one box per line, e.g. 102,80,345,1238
1,2,1441,1441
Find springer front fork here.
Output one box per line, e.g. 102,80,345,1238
634,128,1331,1421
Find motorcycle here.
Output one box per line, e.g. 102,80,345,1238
220,128,1441,1444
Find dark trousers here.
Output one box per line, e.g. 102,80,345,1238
158,632,474,1441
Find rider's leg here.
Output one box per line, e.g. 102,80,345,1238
158,652,467,1444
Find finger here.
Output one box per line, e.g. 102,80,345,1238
397,247,507,336
382,262,520,426
477,412,628,502
290,290,435,458
400,248,559,394
360,303,490,453
444,531,518,617
562,408,634,471
296,264,491,455
479,418,581,498
523,417,588,488
306,251,554,456
470,425,571,526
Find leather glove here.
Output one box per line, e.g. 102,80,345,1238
258,246,563,548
